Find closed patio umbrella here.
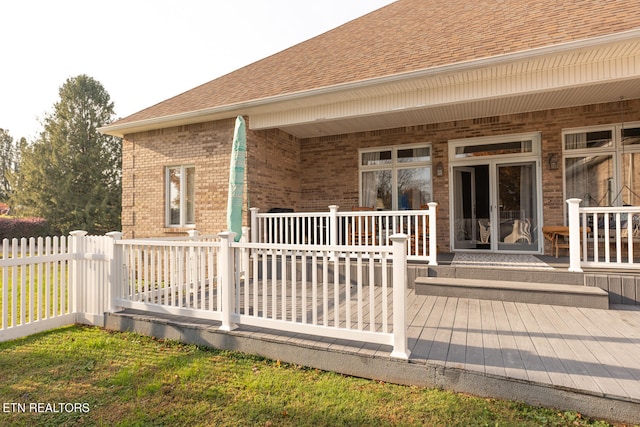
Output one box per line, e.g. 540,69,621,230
227,116,246,242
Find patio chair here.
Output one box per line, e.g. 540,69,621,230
478,219,491,243
349,207,375,245
542,225,590,257
503,219,532,244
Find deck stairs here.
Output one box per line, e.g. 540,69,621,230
414,265,609,309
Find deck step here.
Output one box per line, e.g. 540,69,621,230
414,276,609,309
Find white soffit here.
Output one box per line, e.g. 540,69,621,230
277,79,640,138
250,39,640,138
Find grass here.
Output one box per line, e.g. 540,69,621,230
0,326,627,426
1,264,70,328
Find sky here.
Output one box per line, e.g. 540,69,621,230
1,0,396,141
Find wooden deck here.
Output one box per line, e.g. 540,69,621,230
105,290,640,424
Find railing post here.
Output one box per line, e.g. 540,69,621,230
329,205,339,247
218,231,238,331
428,202,438,265
389,233,410,360
241,226,250,278
69,230,88,317
250,207,260,243
106,231,123,314
567,198,583,272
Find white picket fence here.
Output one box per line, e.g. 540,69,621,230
0,231,117,342
0,230,410,359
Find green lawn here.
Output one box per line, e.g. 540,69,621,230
0,326,623,426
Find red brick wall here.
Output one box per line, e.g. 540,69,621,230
298,99,640,251
121,99,640,253
121,118,301,238
246,127,301,213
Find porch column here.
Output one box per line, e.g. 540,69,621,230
390,233,410,360
566,198,583,272
428,202,438,265
218,231,238,331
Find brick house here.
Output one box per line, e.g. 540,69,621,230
100,0,640,255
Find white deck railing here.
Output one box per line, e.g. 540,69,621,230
250,203,437,265
112,232,410,359
566,198,640,270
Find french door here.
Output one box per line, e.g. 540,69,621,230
451,161,540,252
452,160,540,253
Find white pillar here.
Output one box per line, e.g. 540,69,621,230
566,198,583,272
218,231,238,331
329,205,339,247
241,226,250,279
428,202,438,265
105,231,123,313
389,233,410,360
69,230,88,317
250,207,260,243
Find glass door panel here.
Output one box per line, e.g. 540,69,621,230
496,162,538,251
452,165,490,250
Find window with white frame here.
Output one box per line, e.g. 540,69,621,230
166,165,195,226
563,123,640,207
359,144,432,210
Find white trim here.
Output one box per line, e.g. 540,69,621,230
448,132,543,254
449,132,542,163
358,143,432,210
165,165,196,228
562,121,640,215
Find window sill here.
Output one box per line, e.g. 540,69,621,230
163,226,196,235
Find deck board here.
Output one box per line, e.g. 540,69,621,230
426,297,458,364
445,297,468,370
479,299,505,377
501,302,551,384
511,302,577,389
463,298,485,373
491,301,528,381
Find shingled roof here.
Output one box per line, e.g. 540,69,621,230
111,0,640,128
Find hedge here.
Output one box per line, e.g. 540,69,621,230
0,217,51,240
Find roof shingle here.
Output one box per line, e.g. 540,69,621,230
114,0,640,126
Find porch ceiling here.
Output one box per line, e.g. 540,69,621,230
250,35,640,138
274,78,640,138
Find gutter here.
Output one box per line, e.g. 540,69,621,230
99,28,640,138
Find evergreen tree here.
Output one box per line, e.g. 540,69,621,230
0,128,21,202
11,75,122,234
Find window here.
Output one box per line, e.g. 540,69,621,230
359,144,432,210
454,140,532,158
563,123,640,207
166,166,195,226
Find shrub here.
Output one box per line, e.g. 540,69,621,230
0,216,51,240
